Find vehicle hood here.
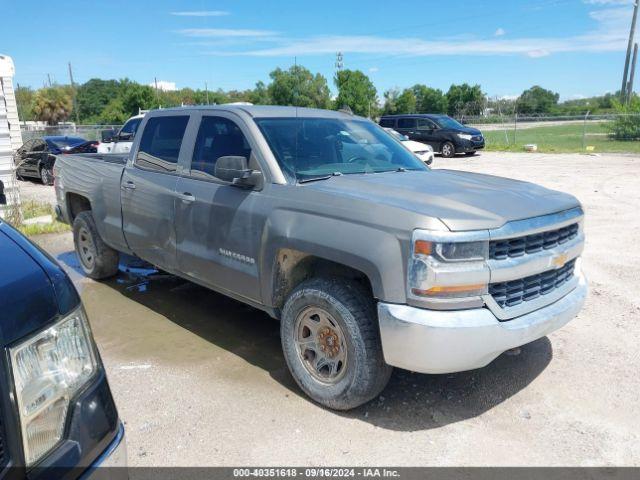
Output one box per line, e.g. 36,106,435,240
0,222,80,346
403,140,431,152
304,169,580,231
450,125,482,135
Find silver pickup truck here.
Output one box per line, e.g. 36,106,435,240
54,105,587,410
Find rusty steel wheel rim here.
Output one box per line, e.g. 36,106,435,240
294,306,348,384
77,226,96,270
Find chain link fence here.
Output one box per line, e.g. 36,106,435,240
464,114,640,153
20,124,122,143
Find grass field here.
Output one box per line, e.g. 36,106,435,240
483,121,640,153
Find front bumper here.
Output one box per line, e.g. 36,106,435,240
378,273,587,374
82,423,127,479
457,138,485,152
415,151,434,165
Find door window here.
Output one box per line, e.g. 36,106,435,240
120,117,142,136
135,116,189,173
397,118,417,129
417,119,436,130
190,116,252,178
379,118,395,128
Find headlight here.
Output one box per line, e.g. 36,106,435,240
457,133,473,141
408,230,490,308
10,307,98,466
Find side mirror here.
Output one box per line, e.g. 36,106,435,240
101,129,117,142
402,135,409,140
215,156,260,188
117,132,134,141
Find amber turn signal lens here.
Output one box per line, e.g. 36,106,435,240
414,240,432,255
411,284,486,296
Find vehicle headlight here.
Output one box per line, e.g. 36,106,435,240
457,133,473,141
10,307,98,466
408,229,490,307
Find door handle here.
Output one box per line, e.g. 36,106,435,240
122,180,136,190
178,192,195,204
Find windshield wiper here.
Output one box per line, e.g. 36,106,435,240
297,172,343,183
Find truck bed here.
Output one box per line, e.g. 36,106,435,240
61,152,128,165
54,152,130,253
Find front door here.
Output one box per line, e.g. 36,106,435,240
174,114,266,303
121,114,191,270
415,118,440,149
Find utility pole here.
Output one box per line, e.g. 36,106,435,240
628,43,638,101
154,77,160,108
205,81,209,105
621,1,639,103
68,62,80,125
335,52,345,108
47,73,52,87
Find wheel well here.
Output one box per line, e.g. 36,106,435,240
66,193,91,222
272,249,374,311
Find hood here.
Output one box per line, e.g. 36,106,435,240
403,140,431,152
0,222,80,346
304,169,580,231
453,125,482,135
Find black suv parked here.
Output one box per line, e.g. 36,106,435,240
379,114,484,158
0,182,126,478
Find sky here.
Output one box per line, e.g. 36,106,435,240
1,0,636,100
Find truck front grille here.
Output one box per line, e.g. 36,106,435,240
489,259,576,308
489,223,579,260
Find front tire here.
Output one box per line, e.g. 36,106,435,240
281,277,392,410
73,211,119,279
440,141,456,158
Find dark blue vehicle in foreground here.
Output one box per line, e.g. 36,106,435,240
0,182,126,478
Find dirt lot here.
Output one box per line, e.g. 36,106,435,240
30,151,640,466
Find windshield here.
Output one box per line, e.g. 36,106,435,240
256,118,427,181
433,116,465,130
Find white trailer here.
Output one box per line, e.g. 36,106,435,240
0,54,23,220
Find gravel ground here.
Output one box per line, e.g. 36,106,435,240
31,151,640,467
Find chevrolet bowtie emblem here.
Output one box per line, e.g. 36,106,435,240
552,253,568,268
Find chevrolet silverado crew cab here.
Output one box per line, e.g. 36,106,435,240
54,105,587,410
0,185,126,476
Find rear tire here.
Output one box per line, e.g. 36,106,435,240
73,211,119,279
441,141,455,158
281,277,392,410
40,166,53,185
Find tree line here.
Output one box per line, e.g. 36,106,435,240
15,64,626,125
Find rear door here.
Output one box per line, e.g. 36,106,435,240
121,114,192,270
174,112,266,303
396,118,418,140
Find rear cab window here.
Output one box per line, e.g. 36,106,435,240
379,118,395,128
135,116,189,173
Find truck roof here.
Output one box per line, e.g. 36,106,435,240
146,105,364,120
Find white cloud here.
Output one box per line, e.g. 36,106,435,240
171,11,230,17
494,28,506,37
201,5,628,58
150,80,177,91
583,0,632,5
177,28,279,38
369,67,379,73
